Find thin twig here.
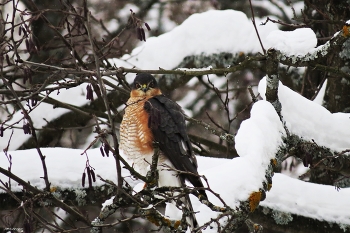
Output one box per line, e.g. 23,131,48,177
185,116,235,143
248,85,258,102
1,74,51,191
85,10,123,191
248,0,266,54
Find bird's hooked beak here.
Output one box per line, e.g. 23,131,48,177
140,84,149,92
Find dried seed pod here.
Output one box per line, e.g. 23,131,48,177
94,83,101,97
140,28,146,41
104,144,110,157
0,125,4,137
22,26,28,37
90,169,96,182
87,167,92,188
144,22,151,31
86,84,93,100
100,146,105,157
82,172,86,187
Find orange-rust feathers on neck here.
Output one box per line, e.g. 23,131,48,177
130,88,162,98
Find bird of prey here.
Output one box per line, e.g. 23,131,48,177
119,73,206,230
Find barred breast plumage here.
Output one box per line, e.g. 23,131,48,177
119,96,156,176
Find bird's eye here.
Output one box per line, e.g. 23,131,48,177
149,82,154,88
135,83,141,89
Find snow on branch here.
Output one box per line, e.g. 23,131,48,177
270,26,350,68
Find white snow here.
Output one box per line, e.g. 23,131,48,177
265,28,317,56
110,9,278,73
0,148,124,190
258,77,350,151
263,173,350,225
313,79,327,105
102,195,115,211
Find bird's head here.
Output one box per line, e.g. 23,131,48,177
130,73,162,97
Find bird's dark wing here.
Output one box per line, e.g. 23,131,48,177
144,95,205,196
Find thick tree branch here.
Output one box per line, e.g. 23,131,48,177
0,167,90,224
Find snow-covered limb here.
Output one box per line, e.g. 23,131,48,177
259,77,350,153
285,135,350,178
0,166,90,225
263,25,350,120
2,146,350,231
268,26,350,68
259,75,350,188
257,77,350,225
